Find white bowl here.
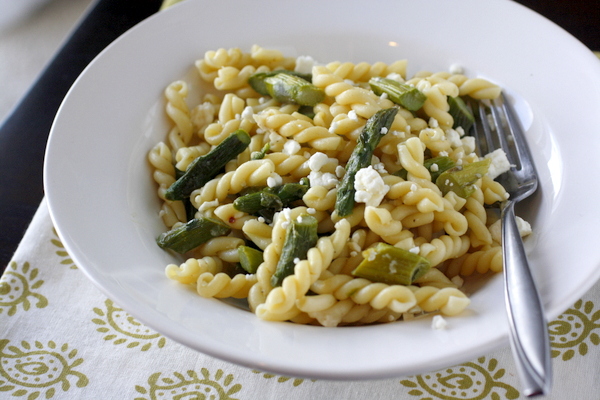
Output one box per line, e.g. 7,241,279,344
44,0,600,380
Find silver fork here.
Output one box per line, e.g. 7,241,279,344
470,93,552,397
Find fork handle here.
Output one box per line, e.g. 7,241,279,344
502,201,552,397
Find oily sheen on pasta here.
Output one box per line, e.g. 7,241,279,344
149,45,530,327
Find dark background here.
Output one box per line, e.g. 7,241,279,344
0,0,598,273
517,0,599,51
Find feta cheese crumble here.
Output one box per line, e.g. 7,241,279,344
489,217,532,243
308,171,338,190
267,173,283,188
283,140,301,155
485,148,512,179
307,152,330,172
354,166,389,207
432,315,448,330
294,55,315,74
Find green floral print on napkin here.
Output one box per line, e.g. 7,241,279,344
92,299,166,351
401,357,519,400
50,228,77,269
0,339,88,399
134,368,242,400
549,299,600,361
252,370,314,387
0,261,47,316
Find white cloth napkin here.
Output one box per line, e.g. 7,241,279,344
1,198,599,399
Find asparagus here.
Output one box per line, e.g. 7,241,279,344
165,130,250,201
435,158,491,198
448,96,474,132
238,245,264,274
165,129,250,200
271,214,318,287
335,108,398,217
369,77,426,111
233,180,309,221
297,105,316,119
156,217,231,254
263,73,325,106
352,242,431,285
423,156,456,182
251,142,271,160
248,70,312,96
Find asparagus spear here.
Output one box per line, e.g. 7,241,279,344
352,242,431,285
248,70,313,96
263,73,325,106
423,156,456,182
251,142,271,160
238,245,264,274
233,180,309,221
435,158,491,198
156,217,231,254
335,107,398,217
271,213,319,287
165,130,251,201
448,96,474,132
369,77,426,111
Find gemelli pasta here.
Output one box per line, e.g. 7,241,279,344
149,45,530,327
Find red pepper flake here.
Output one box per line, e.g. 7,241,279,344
229,216,236,224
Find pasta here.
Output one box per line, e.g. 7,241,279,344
150,45,531,327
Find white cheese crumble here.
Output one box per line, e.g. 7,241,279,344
385,72,404,83
241,106,254,120
449,63,464,75
267,173,283,188
348,110,359,121
335,165,346,178
489,217,532,243
432,315,448,330
294,55,315,74
461,136,476,154
308,171,338,190
354,166,389,207
409,246,420,254
307,152,330,172
485,148,512,179
283,140,301,155
430,163,439,172
446,129,463,148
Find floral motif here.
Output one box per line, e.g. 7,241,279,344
92,299,166,351
400,357,519,400
134,368,242,400
549,299,600,361
50,228,77,269
0,261,47,316
0,339,88,399
252,369,314,386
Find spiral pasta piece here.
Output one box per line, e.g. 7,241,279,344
445,245,503,277
190,159,276,207
197,271,257,299
165,256,223,285
254,109,342,151
254,218,351,321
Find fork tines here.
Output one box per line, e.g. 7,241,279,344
469,93,537,181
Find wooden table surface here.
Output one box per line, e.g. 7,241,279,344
0,0,598,273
